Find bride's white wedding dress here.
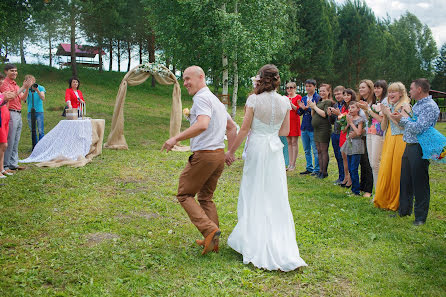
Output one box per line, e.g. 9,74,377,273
227,91,307,272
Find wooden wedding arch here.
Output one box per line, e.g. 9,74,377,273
104,63,185,150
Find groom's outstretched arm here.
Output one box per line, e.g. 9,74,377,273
161,115,210,152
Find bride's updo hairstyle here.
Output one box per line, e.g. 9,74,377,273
255,64,280,95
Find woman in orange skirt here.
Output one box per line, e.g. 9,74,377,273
374,82,411,211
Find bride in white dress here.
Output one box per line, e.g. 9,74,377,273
225,64,307,272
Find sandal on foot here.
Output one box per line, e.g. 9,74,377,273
1,170,13,176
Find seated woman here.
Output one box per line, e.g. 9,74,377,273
65,77,85,117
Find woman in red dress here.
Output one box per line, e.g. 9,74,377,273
285,82,302,171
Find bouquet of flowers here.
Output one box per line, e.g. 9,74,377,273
367,104,380,127
183,108,191,121
138,62,171,78
336,113,348,131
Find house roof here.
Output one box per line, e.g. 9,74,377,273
430,89,446,99
56,43,106,58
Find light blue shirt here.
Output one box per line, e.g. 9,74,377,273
388,103,405,136
399,96,440,143
26,85,46,113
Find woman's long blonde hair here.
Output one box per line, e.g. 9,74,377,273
388,82,410,111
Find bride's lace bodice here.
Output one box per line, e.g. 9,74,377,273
245,91,291,134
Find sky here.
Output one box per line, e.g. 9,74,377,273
336,0,446,47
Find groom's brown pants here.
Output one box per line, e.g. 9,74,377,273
177,149,225,238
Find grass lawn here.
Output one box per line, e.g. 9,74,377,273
1,65,445,296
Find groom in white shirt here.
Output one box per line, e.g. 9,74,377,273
162,66,237,255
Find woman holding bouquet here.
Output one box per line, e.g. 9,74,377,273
374,82,411,211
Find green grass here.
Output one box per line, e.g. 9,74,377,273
1,64,445,296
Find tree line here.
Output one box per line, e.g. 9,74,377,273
1,0,445,112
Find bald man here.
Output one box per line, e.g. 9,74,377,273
162,66,237,254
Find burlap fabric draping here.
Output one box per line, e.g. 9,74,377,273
104,64,185,150
36,119,105,168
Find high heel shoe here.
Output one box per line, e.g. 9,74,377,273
345,183,352,188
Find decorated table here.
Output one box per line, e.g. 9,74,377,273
20,119,105,167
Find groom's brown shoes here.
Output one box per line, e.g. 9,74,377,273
201,229,221,255
196,238,219,253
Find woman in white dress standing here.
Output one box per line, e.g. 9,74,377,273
225,65,307,271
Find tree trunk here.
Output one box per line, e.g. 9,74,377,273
148,32,156,87
117,40,121,72
20,36,26,64
127,42,131,72
70,3,77,77
222,54,229,108
48,32,52,67
231,59,238,118
166,56,170,70
221,3,228,109
139,40,143,64
98,42,103,72
109,39,113,71
231,0,238,118
355,41,361,85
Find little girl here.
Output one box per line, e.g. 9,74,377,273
341,102,366,196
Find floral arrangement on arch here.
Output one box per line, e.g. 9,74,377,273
138,62,171,78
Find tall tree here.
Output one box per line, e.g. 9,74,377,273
80,0,124,72
386,12,437,85
432,43,446,91
335,0,378,86
288,0,338,84
32,0,69,67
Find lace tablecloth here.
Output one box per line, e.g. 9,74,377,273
21,119,94,163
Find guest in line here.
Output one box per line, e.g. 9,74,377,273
285,82,301,171
341,102,366,196
65,77,85,117
308,83,332,179
358,80,387,194
0,74,18,178
390,78,440,226
333,88,357,188
357,79,374,197
0,64,33,172
374,82,411,211
297,79,320,175
328,85,345,184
